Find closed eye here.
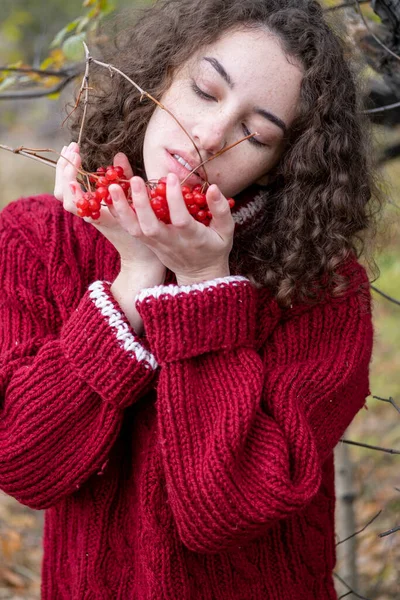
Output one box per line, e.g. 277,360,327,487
191,80,267,148
191,81,217,102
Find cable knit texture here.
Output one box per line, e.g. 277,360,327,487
0,194,374,599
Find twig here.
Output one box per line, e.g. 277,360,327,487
0,73,79,100
372,395,400,415
340,438,400,455
334,572,372,600
77,43,91,145
355,0,400,63
378,525,400,537
336,510,382,546
0,65,79,77
371,285,400,306
180,132,259,186
364,100,400,114
0,144,86,177
325,0,369,11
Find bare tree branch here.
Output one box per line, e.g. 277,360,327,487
372,395,400,414
340,439,400,455
0,74,79,100
378,524,400,537
334,572,372,600
325,0,369,11
371,285,400,306
364,99,400,114
355,0,400,62
336,510,383,546
0,66,80,77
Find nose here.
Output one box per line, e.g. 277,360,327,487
192,118,228,157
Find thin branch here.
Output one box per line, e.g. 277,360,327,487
336,510,383,546
181,132,260,186
355,0,400,63
325,0,369,11
334,572,372,600
364,99,400,114
77,43,91,145
372,395,400,415
0,144,86,177
371,285,400,306
0,73,79,99
340,438,400,455
378,525,400,537
0,65,78,77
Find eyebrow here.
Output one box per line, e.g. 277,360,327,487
202,56,288,135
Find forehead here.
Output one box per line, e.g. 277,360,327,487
188,27,304,124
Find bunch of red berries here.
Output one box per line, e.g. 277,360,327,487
76,165,235,225
76,165,128,220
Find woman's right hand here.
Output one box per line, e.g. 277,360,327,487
54,142,166,272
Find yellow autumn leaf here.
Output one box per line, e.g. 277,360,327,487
0,530,22,561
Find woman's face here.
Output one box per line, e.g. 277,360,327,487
143,27,303,198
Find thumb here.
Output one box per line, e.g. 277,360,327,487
207,185,234,236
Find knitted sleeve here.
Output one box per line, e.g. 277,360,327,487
134,271,373,553
0,198,158,510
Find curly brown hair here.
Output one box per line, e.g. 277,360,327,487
66,0,384,308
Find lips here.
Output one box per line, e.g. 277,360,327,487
166,149,206,182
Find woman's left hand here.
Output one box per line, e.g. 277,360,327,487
107,173,235,285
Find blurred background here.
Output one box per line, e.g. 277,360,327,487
0,1,400,599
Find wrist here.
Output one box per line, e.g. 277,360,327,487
176,267,230,287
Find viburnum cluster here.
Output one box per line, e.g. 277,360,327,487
76,165,235,226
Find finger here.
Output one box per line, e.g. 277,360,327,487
130,177,163,237
54,145,70,201
62,146,82,211
108,183,142,236
113,152,134,179
165,173,196,230
207,184,235,238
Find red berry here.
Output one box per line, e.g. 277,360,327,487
183,193,193,204
206,210,213,219
76,198,89,210
97,176,108,187
95,188,107,201
155,182,167,196
104,194,113,205
150,197,166,211
197,210,207,220
188,204,199,215
120,181,130,193
105,168,119,181
181,185,192,195
114,166,125,177
91,211,101,220
89,199,101,212
193,193,206,207
96,166,106,174
228,198,235,208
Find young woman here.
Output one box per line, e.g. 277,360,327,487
0,0,381,598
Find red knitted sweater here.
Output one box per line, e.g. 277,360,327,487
0,194,373,599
